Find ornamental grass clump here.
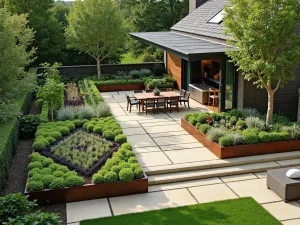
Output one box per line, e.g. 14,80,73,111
242,131,259,144
281,124,300,140
206,128,225,142
56,107,74,121
245,117,265,130
95,103,111,117
78,105,95,119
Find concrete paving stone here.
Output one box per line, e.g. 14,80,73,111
189,183,238,203
160,142,204,150
104,98,125,103
133,146,162,154
137,151,172,167
220,173,258,183
100,91,119,95
149,177,222,192
118,121,141,129
123,127,146,136
149,131,189,138
164,148,218,164
282,219,300,225
144,124,184,134
139,118,174,124
263,201,300,221
66,199,111,223
127,134,157,148
227,178,282,204
254,172,267,178
153,135,198,146
141,121,177,127
102,95,114,99
116,114,169,122
111,107,127,116
109,189,197,216
106,102,122,108
68,223,80,225
117,91,134,95
276,159,300,167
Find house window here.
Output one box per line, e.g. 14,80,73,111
208,9,224,24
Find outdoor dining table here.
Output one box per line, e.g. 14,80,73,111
133,91,180,112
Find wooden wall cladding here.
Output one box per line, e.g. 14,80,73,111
167,53,182,90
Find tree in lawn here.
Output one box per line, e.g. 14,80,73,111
36,79,64,121
223,0,300,126
65,0,127,78
0,8,36,123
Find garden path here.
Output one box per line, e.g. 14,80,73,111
66,90,300,225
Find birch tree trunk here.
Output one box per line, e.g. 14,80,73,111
266,90,274,126
96,57,101,79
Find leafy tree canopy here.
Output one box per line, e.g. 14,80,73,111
224,0,300,125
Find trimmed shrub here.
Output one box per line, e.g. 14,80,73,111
103,171,118,183
58,126,70,136
56,165,69,173
197,114,209,124
28,161,43,170
224,133,243,145
129,70,142,78
65,176,84,187
103,130,115,141
245,117,265,130
211,113,221,121
41,175,55,188
95,103,111,117
78,106,95,120
114,129,123,135
42,158,54,167
229,116,238,125
110,165,122,174
188,117,198,126
130,163,141,171
56,107,74,121
74,119,84,127
269,132,282,142
53,171,65,177
29,168,41,177
115,134,127,144
242,132,259,144
93,125,103,134
49,163,60,171
46,136,56,144
184,113,192,121
206,128,225,142
134,167,144,179
229,109,243,118
19,114,40,138
40,168,52,175
32,139,47,151
64,171,78,178
121,143,132,151
236,120,247,129
128,156,138,163
31,173,43,182
92,174,105,184
49,131,62,139
120,162,131,169
258,131,271,143
27,181,44,192
197,124,211,134
29,152,44,162
219,136,234,147
119,168,134,182
153,63,165,76
64,122,75,131
49,178,65,189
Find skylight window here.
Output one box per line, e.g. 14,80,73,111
208,9,224,24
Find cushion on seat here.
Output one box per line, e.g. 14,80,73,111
286,169,300,178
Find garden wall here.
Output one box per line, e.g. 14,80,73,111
0,92,32,190
36,63,164,78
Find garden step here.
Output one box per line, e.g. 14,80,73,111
148,160,300,185
145,151,300,176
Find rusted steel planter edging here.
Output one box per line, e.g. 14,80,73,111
25,173,148,204
181,118,300,159
98,83,145,92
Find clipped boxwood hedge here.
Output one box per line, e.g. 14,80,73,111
0,92,32,190
94,79,144,86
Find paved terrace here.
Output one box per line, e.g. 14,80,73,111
66,91,300,225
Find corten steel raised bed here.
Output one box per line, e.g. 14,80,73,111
25,173,148,204
181,118,300,159
98,83,144,92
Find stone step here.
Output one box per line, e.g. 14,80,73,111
148,159,300,185
145,151,300,176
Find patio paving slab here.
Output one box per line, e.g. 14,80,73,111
189,183,238,203
263,201,300,221
133,146,162,154
143,124,184,134
282,218,300,225
118,121,141,129
227,178,282,204
123,127,146,136
127,134,157,148
116,114,169,122
106,103,122,108
164,148,218,163
137,151,172,167
109,189,197,216
149,177,222,192
254,172,267,178
140,121,177,127
66,199,111,223
100,91,119,95
153,135,198,146
220,173,258,183
149,130,189,138
276,159,300,166
160,142,204,150
111,108,127,116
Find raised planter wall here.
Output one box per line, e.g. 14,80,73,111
37,63,164,78
25,174,148,204
181,118,300,159
98,83,145,92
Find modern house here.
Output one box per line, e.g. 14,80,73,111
130,0,300,118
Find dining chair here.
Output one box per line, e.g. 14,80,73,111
156,97,167,113
179,91,190,109
167,96,179,113
208,89,220,109
144,98,156,115
126,94,140,113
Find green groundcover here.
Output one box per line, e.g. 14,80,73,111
81,197,281,225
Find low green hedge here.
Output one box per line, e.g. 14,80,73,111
39,102,49,123
0,92,32,190
94,79,144,86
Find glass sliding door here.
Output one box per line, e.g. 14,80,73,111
225,61,235,110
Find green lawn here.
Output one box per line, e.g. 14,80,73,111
81,197,280,225
121,52,143,64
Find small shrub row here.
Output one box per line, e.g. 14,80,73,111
92,143,144,184
27,152,84,192
39,102,49,123
94,79,144,86
19,114,41,138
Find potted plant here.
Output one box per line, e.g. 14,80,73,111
153,87,160,96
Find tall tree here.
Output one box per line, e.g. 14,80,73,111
223,0,300,126
4,0,66,65
0,8,36,123
66,0,127,78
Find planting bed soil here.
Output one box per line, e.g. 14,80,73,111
181,118,300,159
97,83,144,92
25,173,148,204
